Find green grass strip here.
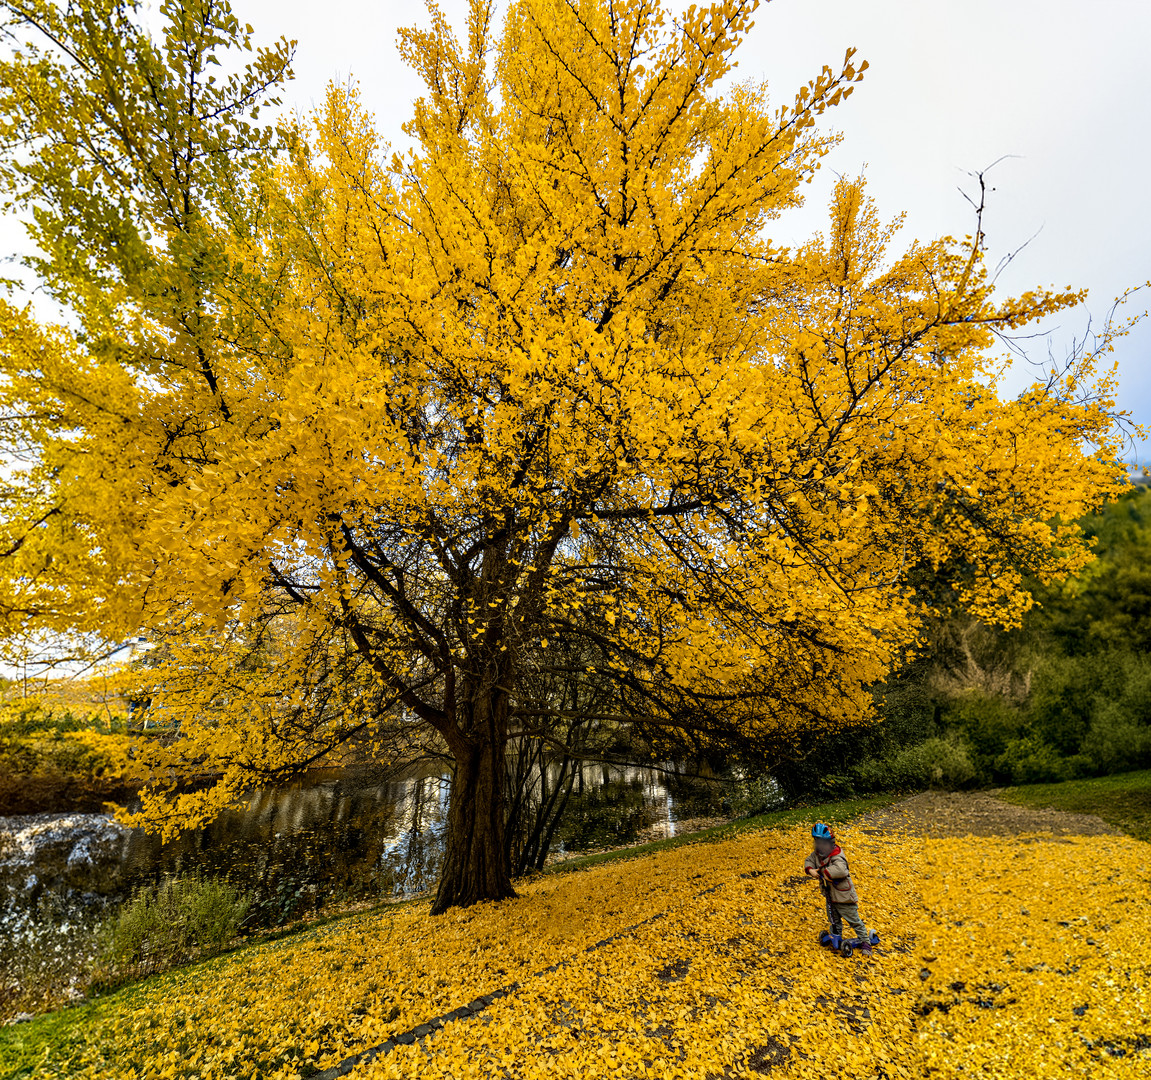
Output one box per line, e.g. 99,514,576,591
994,768,1151,843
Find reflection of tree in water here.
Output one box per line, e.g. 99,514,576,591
376,774,450,898
15,762,736,933
527,764,735,857
555,775,652,851
111,766,453,927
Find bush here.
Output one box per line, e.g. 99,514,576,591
1028,646,1151,749
854,733,976,792
727,774,787,818
0,699,136,780
1025,653,1095,755
808,773,857,801
941,691,1026,764
1080,699,1151,776
1020,647,1151,778
97,872,251,980
993,736,1073,785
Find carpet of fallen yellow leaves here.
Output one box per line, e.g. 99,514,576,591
914,834,1149,1079
22,815,1150,1079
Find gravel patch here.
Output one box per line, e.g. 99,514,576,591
851,790,1126,839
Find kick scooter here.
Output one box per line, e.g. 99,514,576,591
818,929,880,958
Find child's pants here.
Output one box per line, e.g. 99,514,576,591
827,899,870,941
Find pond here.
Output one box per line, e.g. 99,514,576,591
0,760,768,936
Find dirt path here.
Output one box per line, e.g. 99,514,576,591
850,789,1126,838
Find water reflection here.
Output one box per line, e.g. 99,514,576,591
2,760,746,931
114,764,459,924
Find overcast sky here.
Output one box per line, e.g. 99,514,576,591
221,0,1151,465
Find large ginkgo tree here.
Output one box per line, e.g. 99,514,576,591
0,0,1134,913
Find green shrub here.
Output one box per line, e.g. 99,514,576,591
941,691,1026,763
1026,647,1151,764
993,736,1073,785
728,774,787,818
1080,699,1151,775
97,872,251,980
854,732,976,791
1025,652,1095,755
1060,753,1095,779
851,755,899,793
808,773,857,801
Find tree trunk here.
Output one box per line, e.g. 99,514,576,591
431,730,518,914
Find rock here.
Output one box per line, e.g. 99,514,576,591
67,837,96,868
0,812,133,915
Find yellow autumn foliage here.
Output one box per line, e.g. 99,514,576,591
913,836,1149,1079
0,697,142,781
13,820,1146,1079
0,0,1138,884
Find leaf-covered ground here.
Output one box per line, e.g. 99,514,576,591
1,795,1147,1080
852,789,1128,839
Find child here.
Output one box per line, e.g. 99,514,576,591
804,822,878,948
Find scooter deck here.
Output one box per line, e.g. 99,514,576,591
818,930,880,957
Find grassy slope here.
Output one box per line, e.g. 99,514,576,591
0,792,897,1071
994,768,1151,843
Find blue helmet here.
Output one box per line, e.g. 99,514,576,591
811,822,834,840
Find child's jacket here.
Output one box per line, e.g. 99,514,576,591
804,844,859,904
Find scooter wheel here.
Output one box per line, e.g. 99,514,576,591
840,942,854,958
818,931,829,945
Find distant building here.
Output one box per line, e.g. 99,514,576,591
104,635,152,665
